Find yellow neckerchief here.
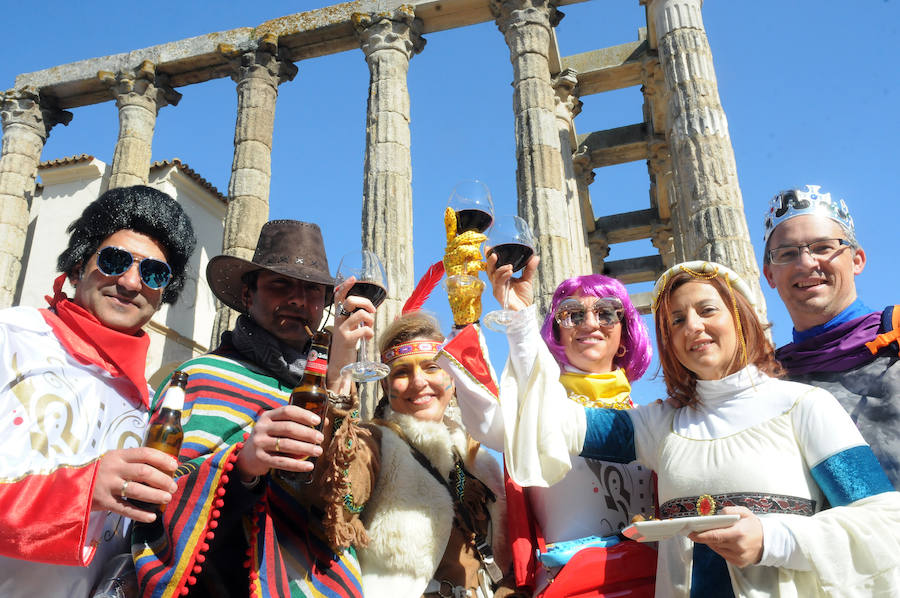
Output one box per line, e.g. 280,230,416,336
559,367,635,410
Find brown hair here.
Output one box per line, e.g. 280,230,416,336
374,312,445,419
654,273,783,407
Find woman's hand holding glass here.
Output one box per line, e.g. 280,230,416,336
482,215,537,331
485,249,539,313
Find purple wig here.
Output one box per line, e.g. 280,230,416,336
539,274,652,381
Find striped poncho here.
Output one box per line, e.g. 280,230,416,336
133,341,363,598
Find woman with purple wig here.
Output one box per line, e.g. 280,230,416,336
439,255,657,597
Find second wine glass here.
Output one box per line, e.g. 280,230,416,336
335,250,390,381
482,215,536,332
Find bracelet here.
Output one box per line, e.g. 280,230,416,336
327,390,356,411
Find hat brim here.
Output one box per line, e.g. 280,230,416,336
206,254,335,313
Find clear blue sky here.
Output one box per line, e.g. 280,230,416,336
3,1,897,403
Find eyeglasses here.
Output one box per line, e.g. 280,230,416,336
767,238,851,265
554,297,624,329
95,246,173,290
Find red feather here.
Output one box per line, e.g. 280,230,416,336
402,261,445,314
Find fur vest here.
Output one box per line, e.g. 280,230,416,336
359,410,509,598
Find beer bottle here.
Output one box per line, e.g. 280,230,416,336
129,370,187,512
279,330,331,485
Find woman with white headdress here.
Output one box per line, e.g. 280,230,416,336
490,260,900,597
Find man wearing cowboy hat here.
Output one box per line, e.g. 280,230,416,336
0,185,197,598
135,220,378,598
762,185,899,488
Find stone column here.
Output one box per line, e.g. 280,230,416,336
101,61,181,189
552,68,592,275
493,0,573,315
572,149,598,273
0,88,71,308
354,8,424,330
211,35,298,343
644,0,766,312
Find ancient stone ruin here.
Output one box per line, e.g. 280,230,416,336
0,0,765,360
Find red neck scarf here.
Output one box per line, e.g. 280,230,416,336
40,273,152,408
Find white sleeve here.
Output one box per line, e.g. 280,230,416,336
758,515,811,570
505,304,540,382
770,385,900,588
499,307,586,487
792,385,866,468
439,327,506,451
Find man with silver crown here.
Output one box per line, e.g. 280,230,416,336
763,185,899,488
134,220,379,598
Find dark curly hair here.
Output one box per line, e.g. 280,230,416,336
57,185,197,304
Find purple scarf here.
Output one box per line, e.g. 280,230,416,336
776,311,883,375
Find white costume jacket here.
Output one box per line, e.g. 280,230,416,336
0,306,152,598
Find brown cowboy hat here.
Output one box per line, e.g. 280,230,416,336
206,220,334,313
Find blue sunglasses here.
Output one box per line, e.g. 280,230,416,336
95,246,172,290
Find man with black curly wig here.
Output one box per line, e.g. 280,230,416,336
0,185,196,597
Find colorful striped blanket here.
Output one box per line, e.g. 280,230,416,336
133,342,363,598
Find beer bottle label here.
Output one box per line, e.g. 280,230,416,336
305,347,328,376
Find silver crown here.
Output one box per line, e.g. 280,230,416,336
763,185,854,243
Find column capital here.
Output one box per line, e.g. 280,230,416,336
647,137,670,174
1,87,73,140
552,68,582,119
99,60,182,112
650,220,676,267
491,0,563,32
572,148,595,186
353,6,425,60
220,34,298,86
588,230,610,273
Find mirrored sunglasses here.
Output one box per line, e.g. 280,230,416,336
96,246,172,290
554,296,624,329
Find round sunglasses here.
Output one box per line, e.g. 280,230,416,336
95,246,173,290
554,296,624,329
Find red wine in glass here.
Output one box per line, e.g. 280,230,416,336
488,242,534,273
482,215,536,333
455,208,493,235
347,281,387,308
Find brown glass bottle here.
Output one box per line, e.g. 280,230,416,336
129,370,187,512
278,330,331,485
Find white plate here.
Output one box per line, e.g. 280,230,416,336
621,514,740,542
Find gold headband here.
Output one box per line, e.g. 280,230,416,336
652,261,751,369
381,340,442,365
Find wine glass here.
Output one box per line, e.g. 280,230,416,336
447,179,495,236
335,250,390,381
482,215,536,332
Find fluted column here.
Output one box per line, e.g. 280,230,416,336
0,88,71,307
101,61,181,189
354,7,424,331
211,35,298,343
493,0,572,314
552,68,591,275
644,0,766,313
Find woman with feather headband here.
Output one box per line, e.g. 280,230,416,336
348,310,519,598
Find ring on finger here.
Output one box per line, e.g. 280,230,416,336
274,437,281,453
121,480,130,500
338,304,352,318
